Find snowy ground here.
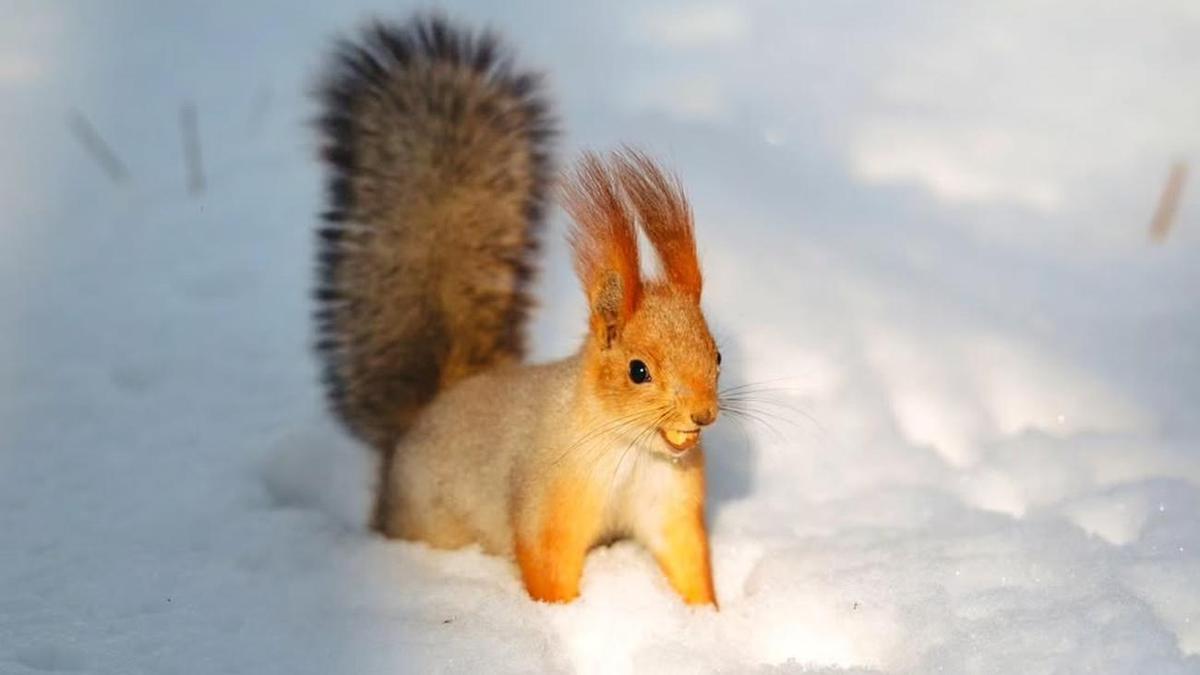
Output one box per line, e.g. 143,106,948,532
2,1,1199,673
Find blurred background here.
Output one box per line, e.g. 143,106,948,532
1,1,1197,673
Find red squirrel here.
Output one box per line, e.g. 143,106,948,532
314,15,720,605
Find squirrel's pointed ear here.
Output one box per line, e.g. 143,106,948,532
615,149,701,301
590,270,633,346
562,153,642,346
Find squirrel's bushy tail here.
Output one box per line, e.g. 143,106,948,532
314,15,554,452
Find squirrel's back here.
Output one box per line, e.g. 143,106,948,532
314,15,554,452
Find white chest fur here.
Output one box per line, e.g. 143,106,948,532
582,428,690,550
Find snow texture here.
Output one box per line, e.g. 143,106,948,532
2,1,1198,673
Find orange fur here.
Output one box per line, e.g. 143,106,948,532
653,466,716,606
562,153,643,338
514,477,604,603
557,153,718,606
615,149,702,299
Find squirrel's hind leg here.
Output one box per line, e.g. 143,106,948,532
373,446,476,550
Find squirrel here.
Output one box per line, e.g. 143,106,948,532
314,15,721,606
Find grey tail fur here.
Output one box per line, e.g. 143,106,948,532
313,14,555,458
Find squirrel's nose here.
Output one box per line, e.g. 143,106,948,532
691,408,717,427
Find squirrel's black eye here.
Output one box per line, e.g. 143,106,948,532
717,351,722,366
628,359,651,384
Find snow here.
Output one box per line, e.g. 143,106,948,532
2,0,1198,673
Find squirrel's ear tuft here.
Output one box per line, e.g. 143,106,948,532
615,149,701,300
562,153,642,345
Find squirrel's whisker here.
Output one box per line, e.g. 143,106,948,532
718,376,809,396
716,411,757,455
604,409,672,501
719,406,789,443
548,408,665,467
720,391,824,431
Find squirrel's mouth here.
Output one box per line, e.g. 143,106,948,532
660,428,701,453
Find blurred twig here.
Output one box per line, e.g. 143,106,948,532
67,109,129,184
181,101,205,195
1149,162,1187,243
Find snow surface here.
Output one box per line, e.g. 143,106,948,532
2,1,1199,673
